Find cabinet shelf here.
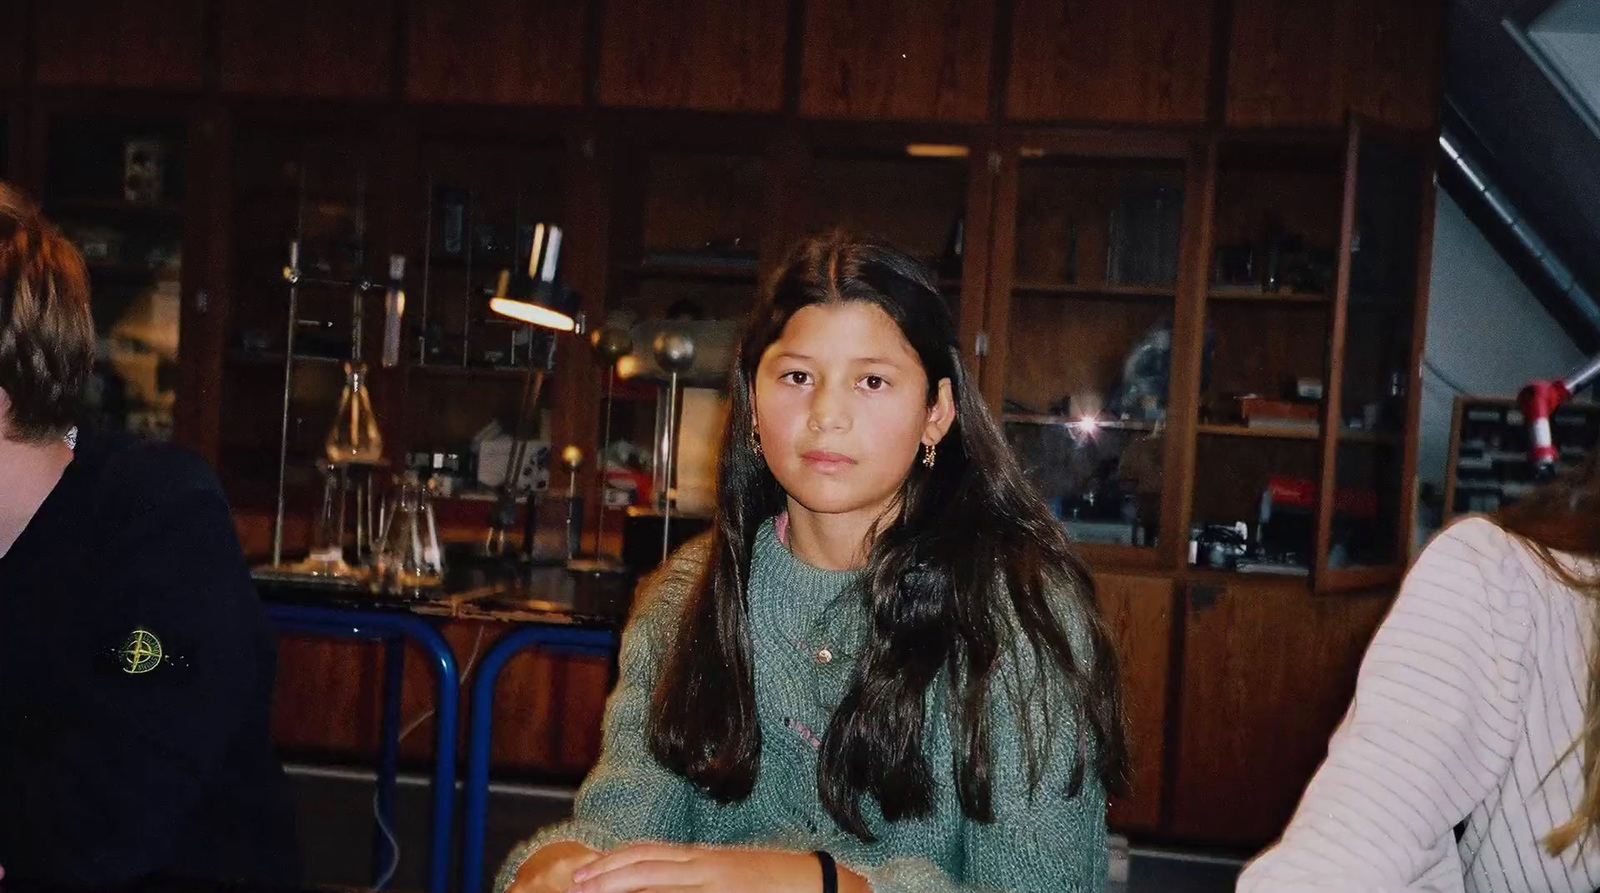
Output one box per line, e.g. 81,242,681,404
227,352,345,368
1013,281,1176,300
1195,423,1400,444
1207,287,1329,305
1338,428,1401,445
407,363,538,381
1198,423,1318,440
1004,413,1157,431
423,255,514,272
626,260,759,282
85,262,167,277
52,197,183,217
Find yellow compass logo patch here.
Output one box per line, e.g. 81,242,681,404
117,628,164,675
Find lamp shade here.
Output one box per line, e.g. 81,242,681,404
488,223,578,332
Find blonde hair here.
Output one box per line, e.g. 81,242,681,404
0,182,94,443
1498,461,1600,854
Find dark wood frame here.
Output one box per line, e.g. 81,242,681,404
986,126,1205,573
1312,118,1438,593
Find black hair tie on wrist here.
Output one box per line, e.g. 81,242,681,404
814,850,838,893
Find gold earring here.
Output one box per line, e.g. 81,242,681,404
750,428,763,457
922,442,936,468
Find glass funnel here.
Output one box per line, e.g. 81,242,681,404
326,362,384,465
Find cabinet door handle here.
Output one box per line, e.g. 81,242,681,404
1188,583,1221,613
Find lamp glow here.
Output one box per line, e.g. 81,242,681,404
489,296,576,332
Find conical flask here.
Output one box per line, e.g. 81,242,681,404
376,471,445,595
278,460,362,580
326,362,384,465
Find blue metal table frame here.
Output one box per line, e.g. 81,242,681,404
460,623,618,893
265,603,459,893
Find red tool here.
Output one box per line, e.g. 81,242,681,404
1520,354,1600,477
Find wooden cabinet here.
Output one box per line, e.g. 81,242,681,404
1167,576,1391,841
218,0,396,99
1006,0,1214,124
1093,572,1175,832
0,2,26,87
599,0,788,112
3,0,1450,841
214,118,391,518
0,111,11,180
405,0,589,106
986,130,1204,572
798,0,995,121
34,0,206,89
1183,123,1434,593
1226,0,1445,130
271,621,612,774
36,108,192,442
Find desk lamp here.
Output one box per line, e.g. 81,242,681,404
483,224,582,559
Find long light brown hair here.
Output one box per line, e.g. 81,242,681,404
1499,461,1600,854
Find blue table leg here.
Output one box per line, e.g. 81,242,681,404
373,636,405,887
423,623,459,893
266,605,459,893
460,626,616,893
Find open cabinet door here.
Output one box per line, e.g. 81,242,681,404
1313,118,1435,592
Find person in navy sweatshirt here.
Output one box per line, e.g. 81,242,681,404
0,182,299,888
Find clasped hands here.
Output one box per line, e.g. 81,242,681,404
508,840,866,893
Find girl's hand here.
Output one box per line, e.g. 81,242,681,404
505,840,604,893
568,843,870,893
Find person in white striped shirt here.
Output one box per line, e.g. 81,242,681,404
1237,473,1600,893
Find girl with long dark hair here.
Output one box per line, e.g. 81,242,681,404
499,231,1127,893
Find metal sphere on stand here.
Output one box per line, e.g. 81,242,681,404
651,330,696,562
652,331,696,372
590,325,634,365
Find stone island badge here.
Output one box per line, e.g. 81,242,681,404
117,628,164,675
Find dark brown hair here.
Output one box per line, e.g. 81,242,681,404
646,231,1129,838
0,182,94,443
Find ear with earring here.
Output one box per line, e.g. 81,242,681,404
922,441,936,468
749,422,763,458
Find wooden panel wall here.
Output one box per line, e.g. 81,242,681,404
14,0,1444,129
1226,0,1444,130
599,0,789,112
799,0,995,121
1095,573,1175,832
0,1,27,87
1168,580,1392,841
218,0,396,99
1006,0,1214,123
271,621,612,775
1344,0,1445,132
405,0,590,106
34,0,207,89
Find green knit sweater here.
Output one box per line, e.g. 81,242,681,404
495,518,1108,893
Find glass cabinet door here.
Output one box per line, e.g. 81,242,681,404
1314,123,1429,590
403,136,571,500
801,142,975,321
1193,134,1346,577
219,123,375,513
994,144,1192,557
44,113,187,441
